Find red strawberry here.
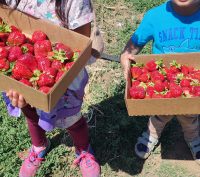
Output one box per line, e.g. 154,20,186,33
137,72,149,83
65,62,74,70
39,86,51,94
154,80,165,92
181,65,189,75
146,86,155,97
10,25,21,32
34,40,52,57
170,85,183,98
54,43,73,60
151,71,165,82
0,58,9,71
180,79,191,88
192,86,200,97
8,46,23,62
132,80,140,87
0,46,8,58
20,78,33,87
151,93,164,98
37,73,55,87
0,42,5,47
21,43,34,54
145,59,163,72
7,31,26,46
18,53,38,72
164,91,173,98
191,71,200,81
129,86,146,99
51,60,65,70
169,60,181,73
36,56,51,71
44,68,58,78
55,70,65,82
131,66,142,79
166,72,177,82
12,62,33,80
32,31,47,43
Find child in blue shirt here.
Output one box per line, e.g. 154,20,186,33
120,0,200,163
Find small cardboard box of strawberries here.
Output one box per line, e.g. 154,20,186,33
0,5,92,112
125,52,200,116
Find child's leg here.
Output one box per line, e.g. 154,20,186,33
67,116,89,151
176,115,200,164
148,115,174,138
67,116,100,177
135,115,173,159
22,104,47,146
176,115,199,141
19,105,50,177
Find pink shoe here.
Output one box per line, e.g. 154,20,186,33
73,150,100,177
19,140,50,177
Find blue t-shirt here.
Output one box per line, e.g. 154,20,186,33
131,0,200,54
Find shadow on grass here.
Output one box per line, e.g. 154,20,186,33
86,93,195,175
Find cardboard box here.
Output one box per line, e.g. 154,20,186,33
125,52,200,116
0,5,92,112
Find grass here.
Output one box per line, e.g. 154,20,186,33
1,0,200,177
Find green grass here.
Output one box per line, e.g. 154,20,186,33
1,0,199,177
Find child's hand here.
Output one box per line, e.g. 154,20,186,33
6,90,27,108
120,52,135,80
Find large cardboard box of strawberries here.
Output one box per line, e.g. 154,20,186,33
125,52,200,116
0,5,92,112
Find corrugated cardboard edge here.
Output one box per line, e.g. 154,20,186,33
48,41,92,111
125,52,200,116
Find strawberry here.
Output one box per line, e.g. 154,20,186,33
39,86,51,94
51,60,65,70
145,59,163,72
21,43,34,54
192,86,200,97
130,66,142,79
32,30,47,43
151,93,164,98
170,85,183,98
54,43,73,60
12,62,33,80
0,46,8,58
180,79,191,88
0,21,11,42
0,58,9,71
36,56,51,71
169,60,181,73
154,80,165,92
18,53,38,72
10,25,21,32
151,71,165,82
181,65,189,75
137,72,149,83
8,46,22,62
44,68,58,78
65,62,74,70
34,40,52,57
132,80,140,87
7,31,26,46
166,72,177,82
146,86,155,97
37,73,55,87
191,71,200,81
55,70,65,82
0,42,5,47
129,86,146,99
164,91,173,98
20,78,33,87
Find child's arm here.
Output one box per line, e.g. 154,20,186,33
120,38,143,80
